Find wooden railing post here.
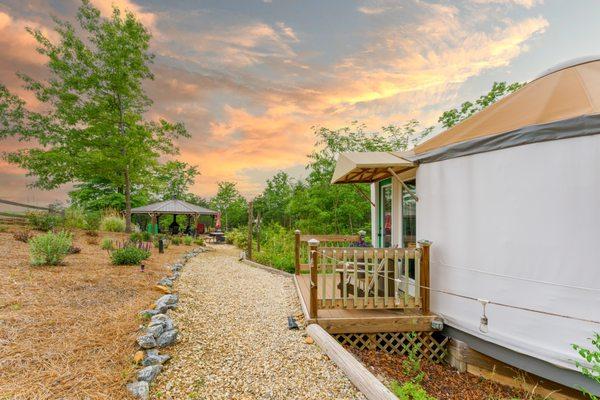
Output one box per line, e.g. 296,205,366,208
418,240,432,314
308,238,319,320
294,230,301,275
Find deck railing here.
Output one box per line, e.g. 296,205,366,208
294,231,431,320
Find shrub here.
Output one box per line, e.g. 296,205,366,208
171,236,181,245
101,238,114,251
391,381,436,400
63,207,87,229
27,211,63,231
141,231,152,242
153,234,169,249
29,231,73,266
129,232,143,243
85,211,102,231
100,215,126,232
183,236,193,246
14,230,32,243
194,237,204,246
253,224,294,273
225,227,247,249
110,245,150,265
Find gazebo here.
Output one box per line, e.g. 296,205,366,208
130,199,217,235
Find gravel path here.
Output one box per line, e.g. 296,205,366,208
151,245,364,400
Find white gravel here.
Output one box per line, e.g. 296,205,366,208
151,245,365,400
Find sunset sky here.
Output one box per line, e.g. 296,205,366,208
0,0,598,206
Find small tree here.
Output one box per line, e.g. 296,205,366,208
153,161,199,200
210,181,247,230
573,333,600,400
438,81,524,129
0,1,188,232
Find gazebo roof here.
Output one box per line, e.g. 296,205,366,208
130,199,217,215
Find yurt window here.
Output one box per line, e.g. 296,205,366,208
379,180,393,248
402,179,417,248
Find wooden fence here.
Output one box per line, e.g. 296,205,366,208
294,231,431,320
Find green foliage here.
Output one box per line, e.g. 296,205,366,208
254,172,294,227
29,231,73,266
153,161,199,200
100,215,126,232
63,207,87,229
0,1,189,232
69,178,150,212
438,81,524,129
110,245,150,265
391,381,436,400
27,212,63,231
210,182,247,230
153,235,169,249
171,236,181,245
402,332,425,384
225,227,247,249
572,333,600,399
0,224,7,232
253,224,295,273
101,238,114,251
129,232,143,242
84,211,102,231
141,231,152,242
183,235,193,245
194,237,204,246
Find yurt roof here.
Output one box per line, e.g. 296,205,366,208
130,199,217,215
413,57,600,162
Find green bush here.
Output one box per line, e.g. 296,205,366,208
171,236,181,245
183,236,193,245
194,237,204,246
390,381,436,400
253,224,295,273
141,231,152,242
100,215,126,232
153,234,169,249
29,231,73,266
27,211,63,231
101,238,114,251
225,227,247,249
129,232,143,242
110,246,150,265
85,211,102,230
63,207,87,229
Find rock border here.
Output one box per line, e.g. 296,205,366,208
126,246,208,400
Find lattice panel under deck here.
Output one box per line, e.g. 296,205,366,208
333,332,448,363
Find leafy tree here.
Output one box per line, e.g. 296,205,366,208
254,171,294,226
0,1,188,232
68,178,149,211
210,181,247,230
438,81,524,128
153,161,199,201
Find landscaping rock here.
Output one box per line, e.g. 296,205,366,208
146,323,164,339
137,365,162,382
171,263,183,272
157,277,173,287
139,309,160,318
156,329,178,347
154,284,172,294
155,294,178,313
126,381,149,400
136,334,156,349
150,313,175,331
169,271,180,281
142,348,171,366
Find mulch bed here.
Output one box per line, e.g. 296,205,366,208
0,226,193,399
349,349,538,400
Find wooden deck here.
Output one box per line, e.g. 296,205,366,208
294,274,439,334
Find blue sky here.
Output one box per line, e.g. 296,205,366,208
0,0,599,205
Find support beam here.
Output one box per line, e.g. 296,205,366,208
387,167,418,201
351,183,376,207
307,324,397,400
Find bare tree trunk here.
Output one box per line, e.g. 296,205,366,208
124,165,132,233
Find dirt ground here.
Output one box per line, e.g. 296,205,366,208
350,349,547,400
0,225,192,400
